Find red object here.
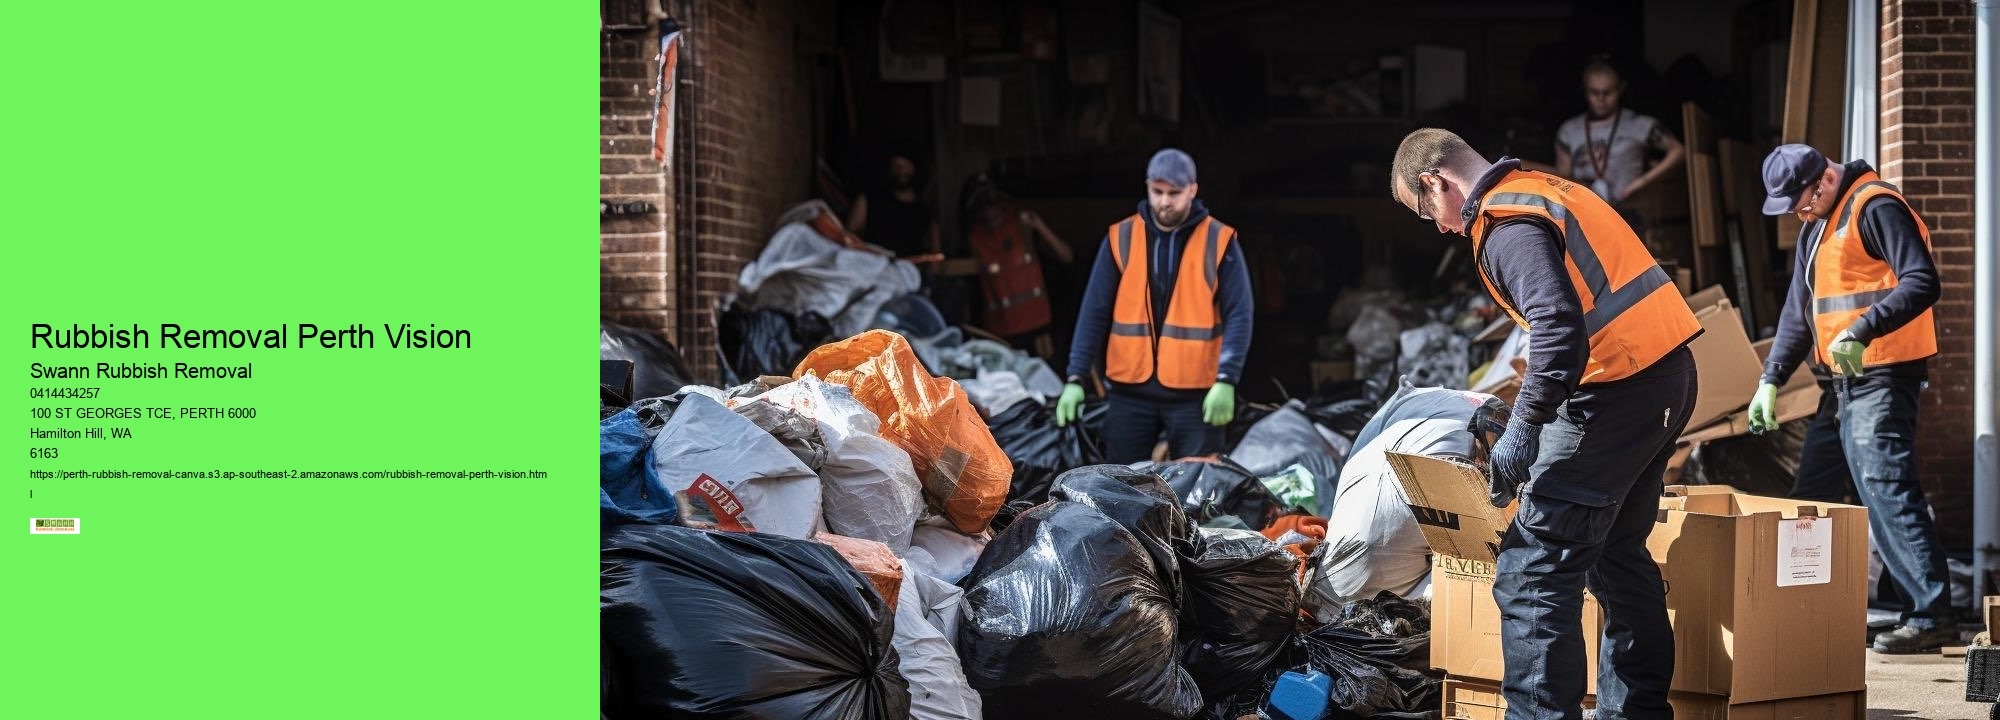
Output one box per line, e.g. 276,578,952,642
970,217,1053,337
650,25,682,164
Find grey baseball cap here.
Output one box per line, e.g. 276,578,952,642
1146,148,1197,187
1760,144,1829,215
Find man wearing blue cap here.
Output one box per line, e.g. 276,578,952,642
1747,143,1952,653
1054,149,1253,463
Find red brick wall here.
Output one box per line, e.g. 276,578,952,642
1880,0,1977,547
599,0,828,383
600,25,677,343
680,0,827,382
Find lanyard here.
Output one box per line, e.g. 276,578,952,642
1584,110,1622,182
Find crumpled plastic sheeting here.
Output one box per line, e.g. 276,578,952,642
648,394,824,538
600,409,679,527
1347,306,1404,400
1231,401,1345,518
957,501,1202,719
895,560,982,720
732,400,830,470
749,376,923,553
1309,384,1507,613
738,223,922,338
908,523,988,583
959,371,1035,417
796,330,1012,535
600,524,908,720
934,339,1064,398
1397,321,1470,390
1178,528,1302,700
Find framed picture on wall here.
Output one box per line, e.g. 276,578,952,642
1137,3,1180,124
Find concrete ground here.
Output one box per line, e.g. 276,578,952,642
1869,651,1988,720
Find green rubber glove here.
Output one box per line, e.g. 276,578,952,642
1202,382,1236,427
1054,383,1086,428
1746,382,1780,434
1828,330,1867,377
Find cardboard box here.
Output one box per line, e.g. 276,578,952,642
1432,555,1603,689
1684,288,1764,431
1441,677,1594,720
1667,690,1865,720
1648,487,1869,702
1388,452,1601,688
1675,336,1826,448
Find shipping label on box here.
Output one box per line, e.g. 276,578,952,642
1776,515,1832,587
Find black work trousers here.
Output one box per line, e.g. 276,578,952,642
1495,348,1696,720
1100,387,1223,463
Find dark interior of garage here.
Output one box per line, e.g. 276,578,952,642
786,0,1805,404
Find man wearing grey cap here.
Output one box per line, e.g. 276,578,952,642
1747,143,1952,653
1053,149,1254,463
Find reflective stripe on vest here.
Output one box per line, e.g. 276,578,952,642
1103,213,1231,388
1806,174,1938,367
1482,192,1675,335
1472,171,1700,385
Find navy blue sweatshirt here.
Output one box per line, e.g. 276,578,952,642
1066,199,1254,399
1763,160,1939,386
1463,158,1589,425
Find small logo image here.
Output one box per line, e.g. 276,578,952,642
29,518,80,534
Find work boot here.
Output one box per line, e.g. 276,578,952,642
1869,623,1956,654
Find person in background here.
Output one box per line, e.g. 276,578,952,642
1553,56,1685,205
1056,149,1252,463
963,174,1073,358
1392,128,1699,720
846,154,940,258
1745,143,1953,654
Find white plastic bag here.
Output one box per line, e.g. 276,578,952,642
737,223,921,338
909,523,988,583
896,561,981,720
749,376,924,552
650,394,823,538
960,370,1034,417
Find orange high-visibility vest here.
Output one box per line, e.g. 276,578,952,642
1470,171,1700,384
970,216,1052,337
1806,171,1938,367
1104,214,1234,388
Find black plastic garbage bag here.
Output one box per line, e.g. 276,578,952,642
988,398,1107,506
1148,457,1285,532
601,321,696,400
958,501,1203,720
1178,528,1301,700
600,524,908,720
1049,464,1192,602
1231,402,1345,518
1200,592,1436,720
719,305,834,382
1305,397,1378,441
600,409,679,528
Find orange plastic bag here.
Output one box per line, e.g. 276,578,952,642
795,330,1012,534
816,532,902,610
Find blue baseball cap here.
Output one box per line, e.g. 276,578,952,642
1146,148,1197,187
1760,144,1829,215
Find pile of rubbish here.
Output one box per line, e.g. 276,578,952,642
1315,277,1507,404
603,312,1512,718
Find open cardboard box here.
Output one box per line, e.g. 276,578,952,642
1648,486,1868,703
1666,690,1865,720
1387,452,1601,688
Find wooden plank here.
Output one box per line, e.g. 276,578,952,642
1720,139,1777,333
1777,0,1848,250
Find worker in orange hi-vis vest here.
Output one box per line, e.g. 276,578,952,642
1055,149,1253,464
1746,143,1951,654
1392,128,1700,720
962,176,1072,358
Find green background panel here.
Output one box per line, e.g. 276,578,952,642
2,2,596,716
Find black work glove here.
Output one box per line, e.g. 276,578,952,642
1487,418,1543,508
